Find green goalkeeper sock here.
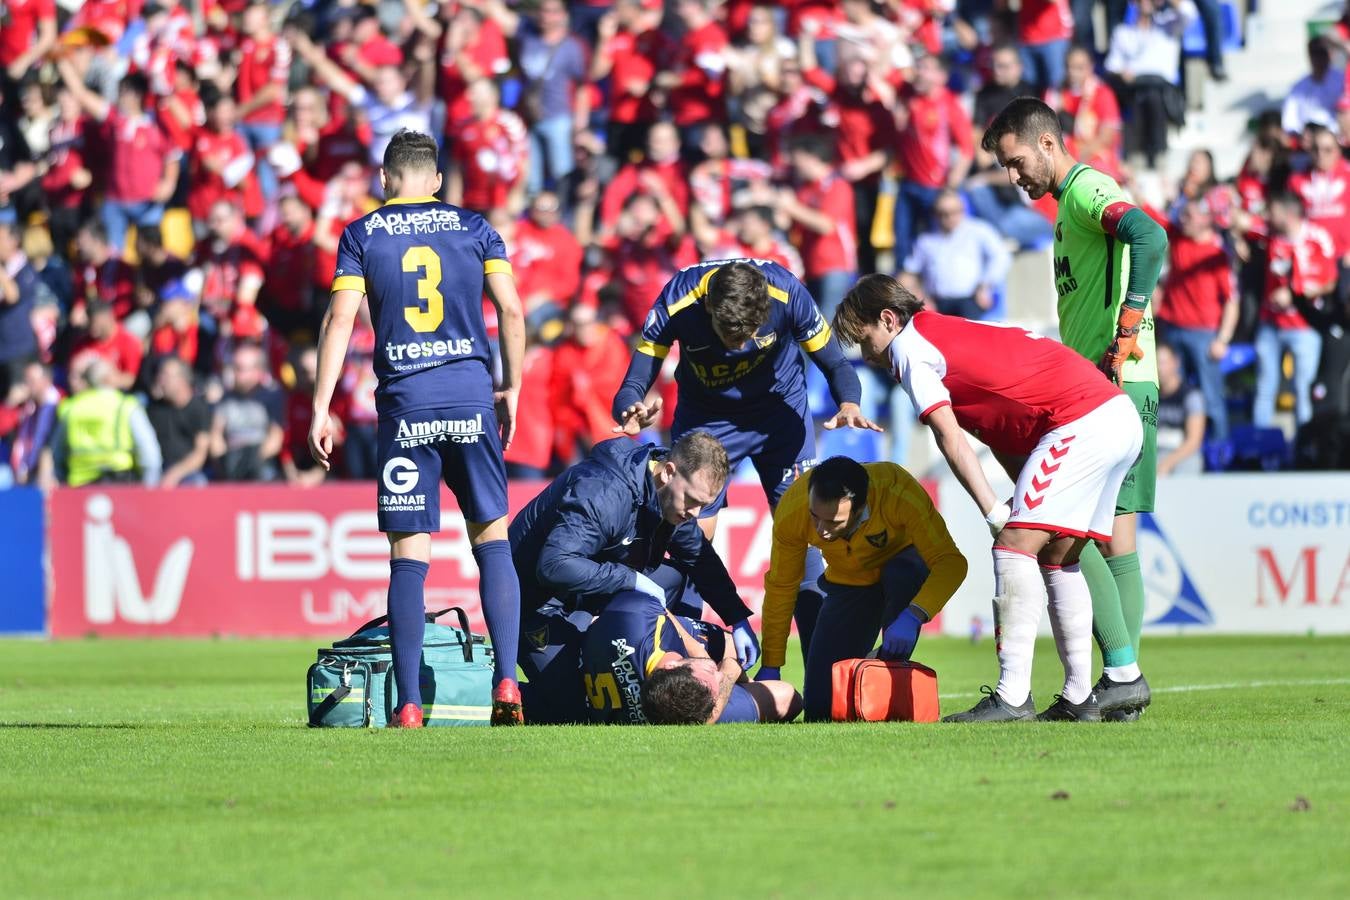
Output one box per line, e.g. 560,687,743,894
1107,552,1146,662
1080,543,1136,669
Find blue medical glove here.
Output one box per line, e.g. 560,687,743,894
633,571,665,601
754,666,781,682
731,619,760,670
880,606,927,661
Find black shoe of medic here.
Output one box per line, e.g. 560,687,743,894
1036,692,1103,722
1093,673,1151,715
943,685,1037,722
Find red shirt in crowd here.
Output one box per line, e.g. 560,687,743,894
549,325,633,459
794,172,856,278
600,233,699,328
193,230,267,329
603,27,674,125
599,160,690,232
802,68,898,187
1045,76,1123,180
1288,159,1350,257
765,85,831,175
158,87,206,152
1018,0,1073,45
42,116,92,210
187,127,261,220
689,158,773,226
704,230,805,279
1159,228,1233,331
149,317,199,365
452,110,528,213
236,33,291,126
440,19,510,128
264,221,319,314
1264,221,1336,330
502,343,555,472
0,0,55,68
514,219,583,305
74,258,137,320
667,20,729,126
70,323,145,383
101,110,176,203
895,86,973,189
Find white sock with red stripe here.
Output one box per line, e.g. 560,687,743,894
1042,563,1094,705
992,547,1044,707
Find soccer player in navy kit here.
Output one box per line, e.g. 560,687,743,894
581,590,802,725
611,260,878,668
308,130,527,728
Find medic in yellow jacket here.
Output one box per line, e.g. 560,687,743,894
758,459,968,693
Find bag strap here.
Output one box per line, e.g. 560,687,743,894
346,606,465,637
308,683,352,727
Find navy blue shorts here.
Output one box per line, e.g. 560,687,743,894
672,410,816,517
715,684,761,724
376,405,509,533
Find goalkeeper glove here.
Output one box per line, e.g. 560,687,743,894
880,606,927,661
1099,304,1146,384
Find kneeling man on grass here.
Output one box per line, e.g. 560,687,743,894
755,456,968,721
509,431,766,723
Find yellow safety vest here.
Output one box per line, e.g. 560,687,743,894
59,388,137,487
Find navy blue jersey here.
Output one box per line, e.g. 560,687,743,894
333,197,511,417
581,591,697,725
635,259,833,416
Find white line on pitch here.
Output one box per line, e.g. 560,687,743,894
938,677,1350,701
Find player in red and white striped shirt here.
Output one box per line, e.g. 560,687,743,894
834,275,1142,723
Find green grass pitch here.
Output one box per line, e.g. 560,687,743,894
1,635,1347,899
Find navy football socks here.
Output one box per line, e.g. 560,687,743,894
388,558,430,710
472,540,520,687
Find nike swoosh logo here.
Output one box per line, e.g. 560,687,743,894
685,344,710,352
621,537,635,545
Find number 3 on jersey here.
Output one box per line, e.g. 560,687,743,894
402,246,444,332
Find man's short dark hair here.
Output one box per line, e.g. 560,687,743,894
1269,191,1305,217
120,72,150,102
383,129,440,177
136,225,163,248
980,96,1064,155
790,133,835,164
808,456,869,505
642,665,715,724
78,219,109,245
831,273,924,348
669,430,730,488
706,261,771,345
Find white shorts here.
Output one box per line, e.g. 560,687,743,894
1006,394,1143,542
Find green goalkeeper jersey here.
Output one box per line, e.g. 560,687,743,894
1052,163,1158,385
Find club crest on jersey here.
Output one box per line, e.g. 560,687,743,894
753,332,777,349
396,414,485,448
365,208,466,236
866,530,888,549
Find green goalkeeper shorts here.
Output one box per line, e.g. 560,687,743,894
1115,380,1158,515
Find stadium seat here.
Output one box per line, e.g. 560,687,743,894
161,208,196,259
1219,342,1257,375
1180,1,1244,56
1230,425,1290,471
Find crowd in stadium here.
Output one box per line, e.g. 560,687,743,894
1,0,1348,489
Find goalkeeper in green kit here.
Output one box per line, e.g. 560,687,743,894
982,97,1166,721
